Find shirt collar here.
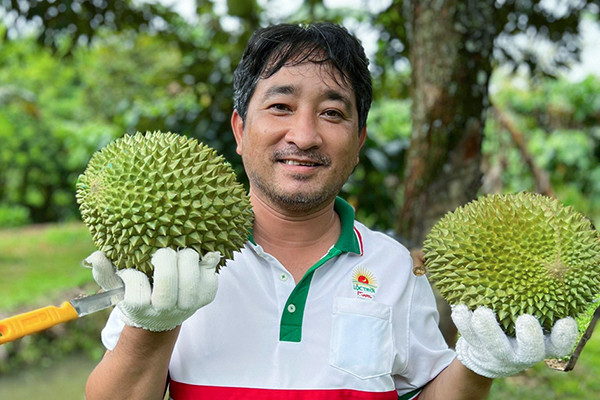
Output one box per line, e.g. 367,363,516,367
332,197,361,255
248,197,361,255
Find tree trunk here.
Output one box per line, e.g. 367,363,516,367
399,0,497,345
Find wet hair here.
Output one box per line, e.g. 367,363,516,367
233,22,372,131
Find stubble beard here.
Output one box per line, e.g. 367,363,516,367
248,170,344,214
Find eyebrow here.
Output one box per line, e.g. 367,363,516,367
263,85,296,99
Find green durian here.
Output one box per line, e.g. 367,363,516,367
423,192,600,337
76,131,253,276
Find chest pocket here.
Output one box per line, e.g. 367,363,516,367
329,297,393,379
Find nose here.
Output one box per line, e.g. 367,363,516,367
284,110,323,150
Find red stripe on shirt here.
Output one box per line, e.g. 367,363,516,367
168,381,398,400
354,226,364,256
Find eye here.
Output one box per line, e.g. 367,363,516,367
322,109,344,120
269,103,291,113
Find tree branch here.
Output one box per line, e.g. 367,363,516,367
491,106,555,197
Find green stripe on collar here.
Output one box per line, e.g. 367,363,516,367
280,247,342,342
333,197,361,254
279,197,358,343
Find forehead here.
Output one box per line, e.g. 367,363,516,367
254,62,355,102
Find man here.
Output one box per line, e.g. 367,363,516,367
85,22,577,400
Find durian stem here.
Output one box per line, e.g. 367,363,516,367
546,303,600,372
563,304,600,371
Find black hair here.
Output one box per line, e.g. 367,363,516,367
233,22,372,131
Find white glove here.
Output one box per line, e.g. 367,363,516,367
84,248,219,332
451,305,579,378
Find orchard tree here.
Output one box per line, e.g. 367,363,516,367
372,0,599,244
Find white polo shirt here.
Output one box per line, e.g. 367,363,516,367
102,198,455,399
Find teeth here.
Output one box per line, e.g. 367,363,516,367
283,160,316,166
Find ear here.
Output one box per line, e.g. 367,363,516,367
231,110,244,156
356,126,367,164
358,126,367,151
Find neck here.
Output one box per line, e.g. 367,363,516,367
249,190,341,280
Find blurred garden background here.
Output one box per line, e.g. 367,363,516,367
0,0,599,398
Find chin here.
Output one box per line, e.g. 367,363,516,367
251,173,340,212
271,191,336,213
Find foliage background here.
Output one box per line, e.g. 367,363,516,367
0,0,599,398
1,1,599,229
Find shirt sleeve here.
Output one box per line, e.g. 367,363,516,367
101,307,126,351
395,273,456,391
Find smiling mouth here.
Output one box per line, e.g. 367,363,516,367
273,150,331,168
281,159,321,167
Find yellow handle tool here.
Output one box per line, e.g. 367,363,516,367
0,302,79,344
0,287,124,345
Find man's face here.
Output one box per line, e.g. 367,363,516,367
232,61,366,214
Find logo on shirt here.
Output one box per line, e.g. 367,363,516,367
352,267,378,299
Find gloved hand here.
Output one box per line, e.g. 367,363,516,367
452,305,579,378
84,248,220,332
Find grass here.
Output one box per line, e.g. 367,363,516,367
0,353,97,400
1,222,599,399
0,222,97,309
